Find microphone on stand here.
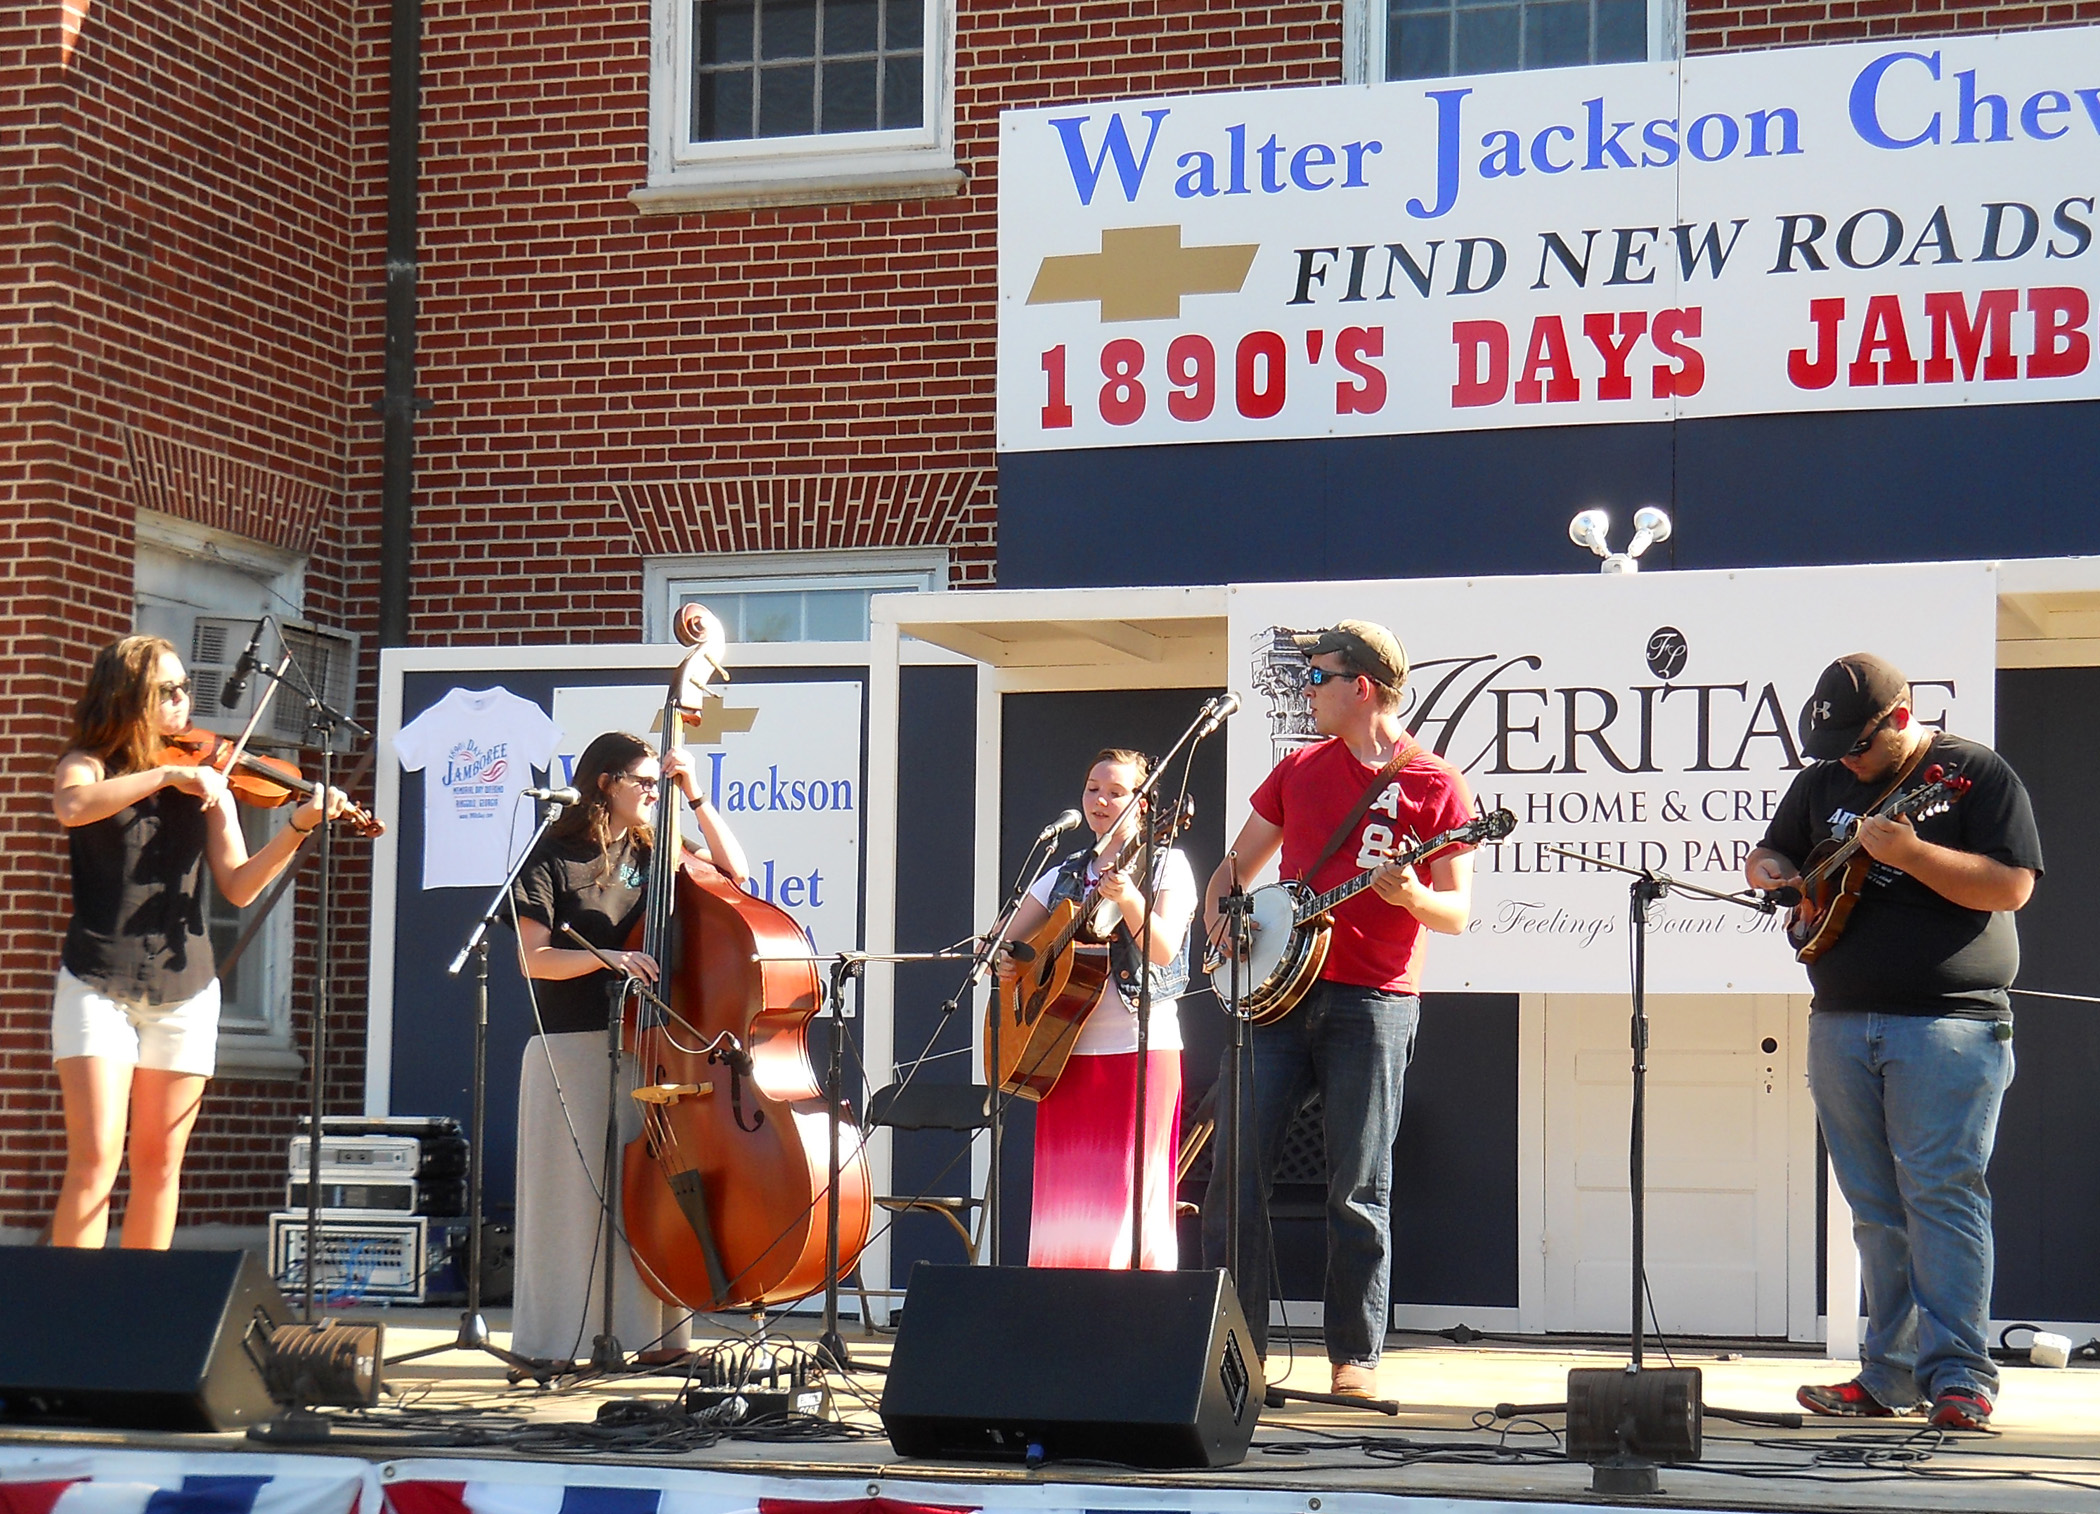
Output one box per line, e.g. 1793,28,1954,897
219,617,268,709
1036,808,1083,844
524,785,582,805
1196,691,1242,736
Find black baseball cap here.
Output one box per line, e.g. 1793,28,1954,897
1291,620,1408,688
1799,653,1909,760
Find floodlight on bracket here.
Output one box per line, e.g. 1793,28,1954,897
1569,507,1672,574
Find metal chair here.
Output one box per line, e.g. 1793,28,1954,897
853,1079,992,1329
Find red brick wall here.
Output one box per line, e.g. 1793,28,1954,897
0,0,361,1231
344,2,1345,646
1688,0,2100,51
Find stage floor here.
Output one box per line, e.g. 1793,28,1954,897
6,1307,2099,1513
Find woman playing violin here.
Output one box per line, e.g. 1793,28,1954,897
1002,749,1196,1270
507,729,750,1372
50,635,350,1249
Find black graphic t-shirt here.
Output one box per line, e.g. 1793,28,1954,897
1760,733,2044,1019
508,831,651,1035
63,788,215,1005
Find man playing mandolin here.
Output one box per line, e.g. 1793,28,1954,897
1746,652,2042,1432
1200,621,1478,1400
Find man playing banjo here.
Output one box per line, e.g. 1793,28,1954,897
1201,621,1479,1399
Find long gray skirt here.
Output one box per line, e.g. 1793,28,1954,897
510,1031,693,1362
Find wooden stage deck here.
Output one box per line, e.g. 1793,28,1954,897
5,1307,2098,1514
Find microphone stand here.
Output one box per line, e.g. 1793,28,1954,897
244,653,372,1327
1539,844,1777,1494
757,947,974,1372
940,823,1070,1265
1116,695,1232,1272
385,792,565,1376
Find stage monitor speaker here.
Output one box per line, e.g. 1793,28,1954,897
0,1247,291,1431
879,1264,1264,1468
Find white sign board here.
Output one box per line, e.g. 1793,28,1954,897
1225,562,1998,993
549,680,863,957
1000,29,2100,450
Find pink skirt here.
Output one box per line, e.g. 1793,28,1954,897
1028,1049,1182,1270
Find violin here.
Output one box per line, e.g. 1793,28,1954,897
158,726,384,838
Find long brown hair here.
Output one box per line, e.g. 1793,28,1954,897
69,635,179,776
549,731,656,872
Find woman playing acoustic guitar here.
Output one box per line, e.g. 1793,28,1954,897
1001,749,1196,1270
50,634,349,1249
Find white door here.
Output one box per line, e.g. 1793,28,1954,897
1539,993,1811,1337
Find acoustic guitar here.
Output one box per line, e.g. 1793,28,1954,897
989,795,1195,1101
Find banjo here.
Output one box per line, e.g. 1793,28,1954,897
1213,808,1516,1025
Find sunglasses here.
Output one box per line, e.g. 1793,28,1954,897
1303,666,1360,688
1845,712,1895,758
156,679,193,704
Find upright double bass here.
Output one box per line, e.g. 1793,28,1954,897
620,616,871,1310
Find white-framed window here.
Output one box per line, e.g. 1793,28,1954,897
1344,0,1676,83
643,547,946,643
132,511,310,1078
636,0,961,213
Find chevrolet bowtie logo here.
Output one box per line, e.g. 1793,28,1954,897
1027,225,1259,322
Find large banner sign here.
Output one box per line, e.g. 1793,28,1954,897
1225,563,1996,994
999,29,2100,450
549,680,863,956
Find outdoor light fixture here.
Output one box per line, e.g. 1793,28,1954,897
1568,506,1672,574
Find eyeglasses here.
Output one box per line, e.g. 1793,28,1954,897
1303,666,1359,688
619,773,661,793
1845,713,1895,758
156,679,193,704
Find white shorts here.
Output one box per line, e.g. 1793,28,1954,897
51,968,220,1078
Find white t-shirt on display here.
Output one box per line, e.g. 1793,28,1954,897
393,686,564,890
1023,846,1194,1057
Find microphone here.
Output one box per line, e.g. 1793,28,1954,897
1036,808,1083,843
1197,691,1242,735
219,617,267,709
524,785,582,805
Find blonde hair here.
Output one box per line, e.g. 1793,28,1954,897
69,635,179,776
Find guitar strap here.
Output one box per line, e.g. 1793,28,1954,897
1866,733,1934,817
1299,738,1422,884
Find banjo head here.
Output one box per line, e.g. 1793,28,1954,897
1239,880,1312,997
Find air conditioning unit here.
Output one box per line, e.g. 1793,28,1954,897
188,617,360,748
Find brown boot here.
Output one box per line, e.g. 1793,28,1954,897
1331,1362,1378,1398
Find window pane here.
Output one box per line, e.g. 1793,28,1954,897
1389,14,1449,78
803,589,867,641
741,595,803,642
759,63,815,135
693,68,754,140
827,0,880,53
761,0,817,59
1597,0,1646,61
882,51,922,128
1455,6,1520,73
1531,1,1589,67
697,0,755,63
885,0,923,49
691,594,743,641
824,57,878,131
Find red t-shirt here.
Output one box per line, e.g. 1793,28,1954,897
1248,737,1477,993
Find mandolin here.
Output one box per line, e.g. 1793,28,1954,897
1783,763,1972,963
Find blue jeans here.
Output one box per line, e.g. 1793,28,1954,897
1202,982,1419,1366
1808,1010,2014,1407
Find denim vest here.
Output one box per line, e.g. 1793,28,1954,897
1046,845,1191,1008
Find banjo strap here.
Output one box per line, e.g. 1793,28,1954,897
1300,740,1420,884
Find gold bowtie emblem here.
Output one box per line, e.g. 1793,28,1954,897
1026,225,1258,322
